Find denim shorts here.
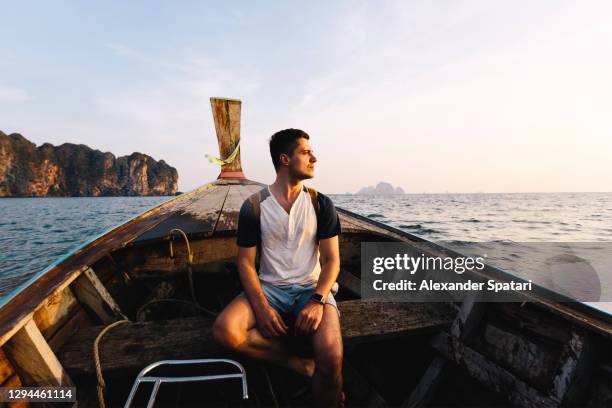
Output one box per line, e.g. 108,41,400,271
241,281,338,317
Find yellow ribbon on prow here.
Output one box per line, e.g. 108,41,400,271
205,140,241,166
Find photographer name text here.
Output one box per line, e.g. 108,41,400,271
372,279,533,292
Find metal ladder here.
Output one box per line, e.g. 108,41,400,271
124,358,248,408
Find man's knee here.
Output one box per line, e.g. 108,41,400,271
315,344,343,375
212,315,245,350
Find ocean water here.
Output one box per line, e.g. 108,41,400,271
1,193,611,309
0,197,171,296
331,192,612,242
333,193,612,311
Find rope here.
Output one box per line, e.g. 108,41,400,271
137,228,217,321
93,228,213,407
169,228,193,265
169,228,196,303
94,319,130,408
205,140,240,166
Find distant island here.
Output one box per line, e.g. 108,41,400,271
0,131,178,197
356,181,405,195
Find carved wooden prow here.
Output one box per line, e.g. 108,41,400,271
210,97,245,179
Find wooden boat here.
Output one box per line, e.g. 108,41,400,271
0,98,610,407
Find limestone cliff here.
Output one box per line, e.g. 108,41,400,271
0,131,178,197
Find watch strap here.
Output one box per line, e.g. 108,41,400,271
310,293,326,305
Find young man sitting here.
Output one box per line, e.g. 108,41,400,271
213,128,343,407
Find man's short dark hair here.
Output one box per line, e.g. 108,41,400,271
269,128,310,170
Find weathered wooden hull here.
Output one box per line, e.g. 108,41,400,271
0,178,610,407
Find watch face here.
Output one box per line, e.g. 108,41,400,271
311,293,325,304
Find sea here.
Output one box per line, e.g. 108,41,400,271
1,192,611,312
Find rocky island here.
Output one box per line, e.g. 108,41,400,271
0,131,178,197
356,181,405,195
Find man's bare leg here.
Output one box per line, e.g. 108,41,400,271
213,296,315,377
312,304,343,407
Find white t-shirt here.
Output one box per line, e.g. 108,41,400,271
237,185,340,285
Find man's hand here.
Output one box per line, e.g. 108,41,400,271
254,305,288,338
295,301,324,335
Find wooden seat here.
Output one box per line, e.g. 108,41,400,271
57,301,453,378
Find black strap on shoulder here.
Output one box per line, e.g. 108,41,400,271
247,190,263,271
305,186,319,218
249,190,262,221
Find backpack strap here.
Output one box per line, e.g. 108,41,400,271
247,190,263,271
305,186,320,218
249,190,262,221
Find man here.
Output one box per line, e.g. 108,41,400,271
213,128,343,407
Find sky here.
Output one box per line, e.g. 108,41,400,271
1,1,611,194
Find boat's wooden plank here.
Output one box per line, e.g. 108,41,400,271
216,183,263,234
403,295,485,407
4,319,73,387
127,236,239,279
0,348,16,385
533,298,612,340
215,185,248,233
0,184,216,348
482,324,560,391
229,183,262,230
58,300,453,377
338,211,405,240
47,308,92,352
32,285,79,341
337,269,361,297
549,330,592,405
450,295,485,339
338,213,370,233
432,331,558,408
340,301,454,344
171,183,230,235
71,267,124,324
58,316,220,378
132,184,228,242
492,303,572,344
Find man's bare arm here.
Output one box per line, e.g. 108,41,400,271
315,235,341,298
237,246,287,336
237,246,267,309
295,235,340,334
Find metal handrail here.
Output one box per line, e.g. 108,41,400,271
124,358,248,408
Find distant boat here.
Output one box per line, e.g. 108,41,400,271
0,98,610,406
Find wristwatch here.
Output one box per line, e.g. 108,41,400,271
310,293,326,305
